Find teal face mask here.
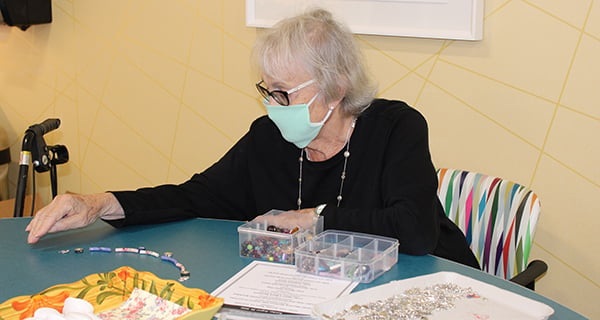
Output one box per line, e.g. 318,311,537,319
265,93,334,148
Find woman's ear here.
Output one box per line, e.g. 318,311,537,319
328,85,346,108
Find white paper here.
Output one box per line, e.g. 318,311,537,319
212,261,357,315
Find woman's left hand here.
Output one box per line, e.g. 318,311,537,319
250,209,316,230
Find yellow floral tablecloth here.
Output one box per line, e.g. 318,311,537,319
0,266,223,320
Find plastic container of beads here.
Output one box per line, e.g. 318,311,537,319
294,230,399,283
238,209,324,264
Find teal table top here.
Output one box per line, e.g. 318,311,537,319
0,217,587,319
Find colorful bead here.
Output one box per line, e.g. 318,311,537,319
240,236,295,263
62,246,189,282
139,249,160,258
114,247,139,253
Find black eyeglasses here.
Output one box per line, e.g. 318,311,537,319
255,79,315,106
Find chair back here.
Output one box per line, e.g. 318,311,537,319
437,168,541,280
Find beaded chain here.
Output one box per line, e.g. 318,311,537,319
297,118,357,209
60,246,190,282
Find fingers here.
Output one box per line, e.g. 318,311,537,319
26,193,114,244
27,206,63,244
27,217,51,244
26,195,76,244
283,209,317,229
25,193,117,244
252,211,315,230
46,214,85,234
250,215,267,223
291,208,315,215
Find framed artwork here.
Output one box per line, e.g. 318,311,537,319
246,0,484,41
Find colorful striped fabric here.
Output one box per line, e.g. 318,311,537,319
436,168,541,280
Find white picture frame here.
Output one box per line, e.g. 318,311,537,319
246,0,484,41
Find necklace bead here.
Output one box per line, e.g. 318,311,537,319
297,118,356,209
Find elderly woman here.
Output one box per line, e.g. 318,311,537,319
26,9,479,268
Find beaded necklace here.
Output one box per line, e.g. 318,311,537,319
297,118,357,209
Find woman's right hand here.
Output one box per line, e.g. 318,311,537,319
26,193,124,244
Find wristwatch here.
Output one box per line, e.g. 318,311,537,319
314,204,327,217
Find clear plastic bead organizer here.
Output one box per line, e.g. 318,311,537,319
238,209,324,264
294,230,399,283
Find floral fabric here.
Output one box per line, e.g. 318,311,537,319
97,288,190,320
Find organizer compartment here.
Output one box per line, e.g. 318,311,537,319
294,230,399,283
238,209,323,264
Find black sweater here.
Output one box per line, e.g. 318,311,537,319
110,99,479,269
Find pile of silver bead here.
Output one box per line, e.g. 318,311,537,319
323,283,480,320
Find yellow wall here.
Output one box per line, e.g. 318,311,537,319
0,0,597,317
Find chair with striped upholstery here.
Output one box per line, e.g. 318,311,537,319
436,168,548,290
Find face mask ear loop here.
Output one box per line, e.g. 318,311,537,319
305,92,320,107
315,104,335,126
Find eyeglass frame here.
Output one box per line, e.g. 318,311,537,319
255,79,316,106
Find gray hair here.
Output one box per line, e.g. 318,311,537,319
252,8,377,116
